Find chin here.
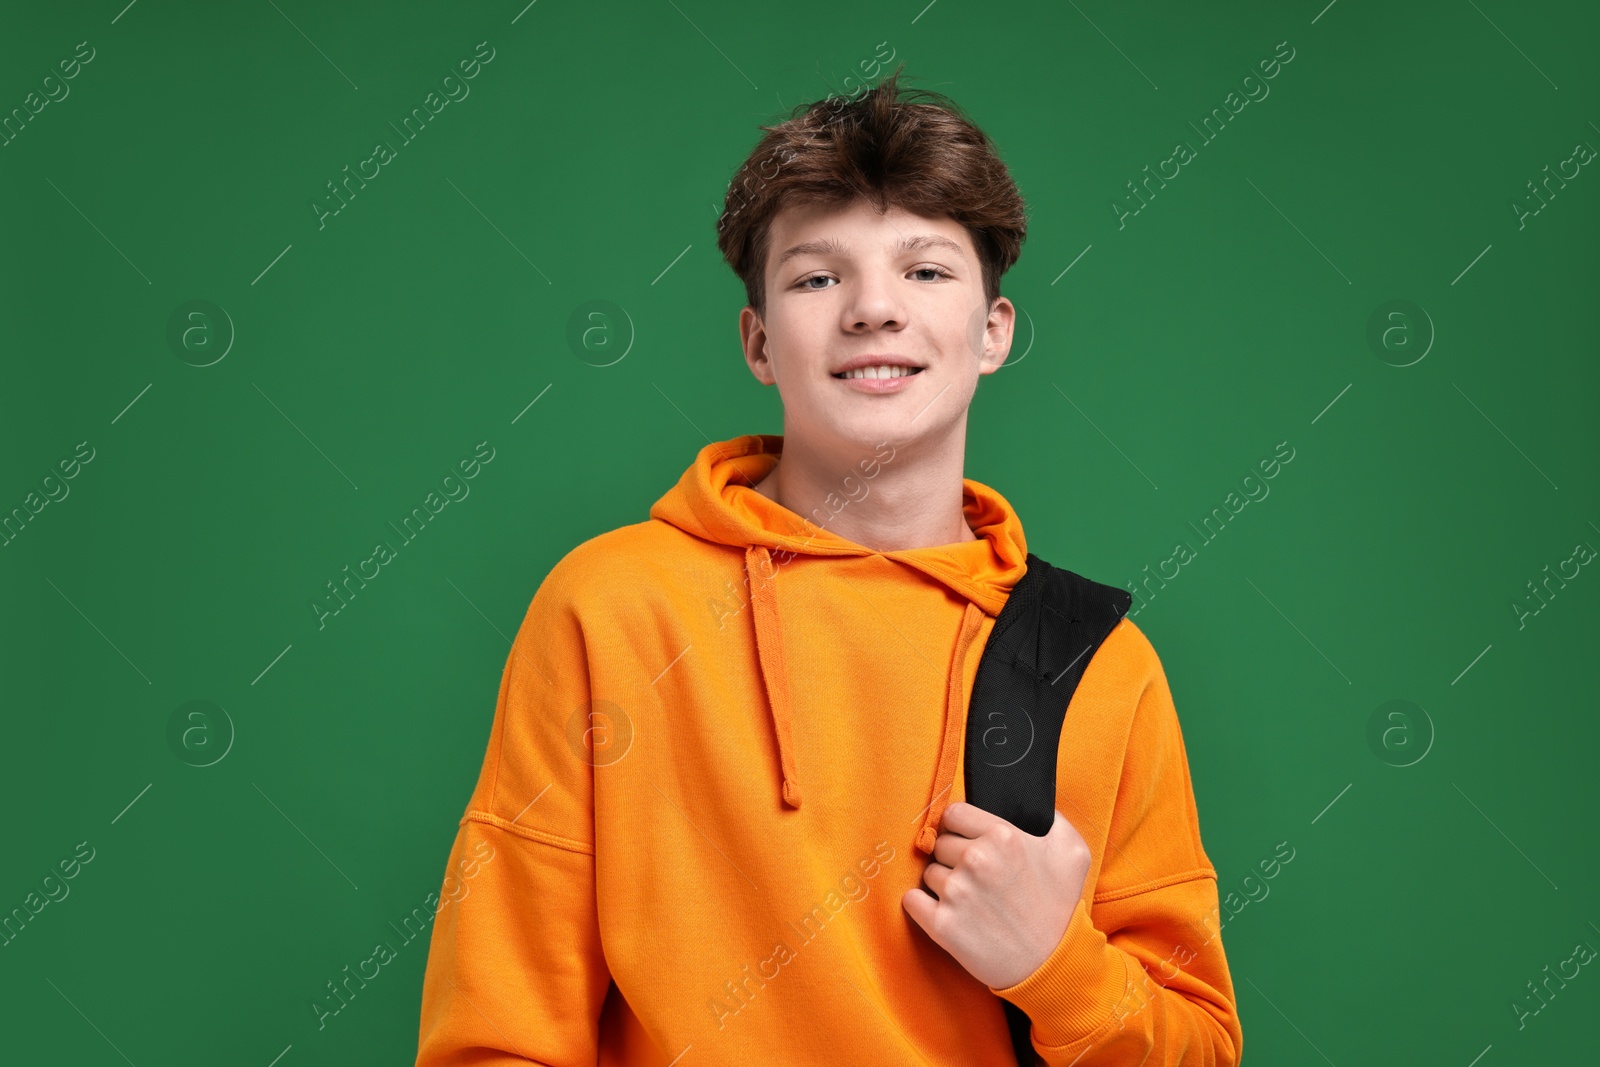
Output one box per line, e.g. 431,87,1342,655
828,416,919,453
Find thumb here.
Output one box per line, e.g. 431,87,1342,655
1043,809,1078,844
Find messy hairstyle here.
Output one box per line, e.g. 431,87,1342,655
715,64,1029,317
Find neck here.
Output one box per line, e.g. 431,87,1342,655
751,428,976,552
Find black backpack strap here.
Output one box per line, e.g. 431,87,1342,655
962,552,1132,1065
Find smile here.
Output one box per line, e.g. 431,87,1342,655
830,366,924,380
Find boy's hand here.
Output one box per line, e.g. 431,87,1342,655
901,802,1091,990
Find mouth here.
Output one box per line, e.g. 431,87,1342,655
830,366,925,380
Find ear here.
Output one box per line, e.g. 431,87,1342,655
975,297,1016,376
740,305,777,385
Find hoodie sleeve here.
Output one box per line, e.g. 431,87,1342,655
414,566,613,1066
989,628,1243,1066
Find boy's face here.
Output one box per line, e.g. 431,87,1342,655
739,198,1014,459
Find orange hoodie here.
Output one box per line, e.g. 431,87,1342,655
414,433,1242,1066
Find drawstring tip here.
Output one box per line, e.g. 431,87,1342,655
914,824,937,855
781,778,802,808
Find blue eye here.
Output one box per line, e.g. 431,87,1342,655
795,267,950,289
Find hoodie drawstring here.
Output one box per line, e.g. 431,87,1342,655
746,542,988,849
916,600,985,855
747,545,802,808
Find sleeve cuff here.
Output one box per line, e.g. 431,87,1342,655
989,896,1131,1050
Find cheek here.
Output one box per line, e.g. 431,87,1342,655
956,307,992,358
765,311,821,361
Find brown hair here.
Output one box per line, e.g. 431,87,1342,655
715,65,1029,317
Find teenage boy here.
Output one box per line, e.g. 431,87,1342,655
414,69,1242,1066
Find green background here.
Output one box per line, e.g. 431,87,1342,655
2,0,1596,1063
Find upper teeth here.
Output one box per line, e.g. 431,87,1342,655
841,365,916,379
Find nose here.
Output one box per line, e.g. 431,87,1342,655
843,269,906,332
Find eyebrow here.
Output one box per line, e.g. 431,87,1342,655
774,232,967,271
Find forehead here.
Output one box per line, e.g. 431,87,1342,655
766,200,974,275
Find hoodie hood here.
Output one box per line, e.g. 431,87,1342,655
648,433,1029,853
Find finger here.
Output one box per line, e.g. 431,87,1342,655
939,801,1006,838
921,860,952,898
901,886,940,933
1046,809,1086,848
931,830,971,869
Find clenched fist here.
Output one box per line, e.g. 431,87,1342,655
902,802,1092,990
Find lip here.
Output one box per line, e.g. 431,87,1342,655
831,354,925,375
833,366,923,394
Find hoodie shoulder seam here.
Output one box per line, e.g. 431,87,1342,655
462,810,594,855
1092,865,1216,903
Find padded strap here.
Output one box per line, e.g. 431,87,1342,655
961,552,1131,1064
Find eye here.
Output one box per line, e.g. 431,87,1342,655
794,267,952,290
